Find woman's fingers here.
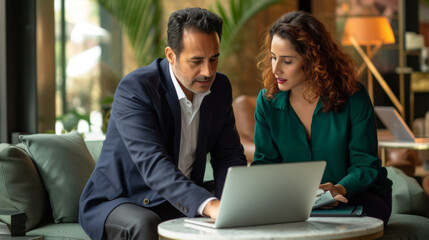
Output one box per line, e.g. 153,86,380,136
333,194,348,203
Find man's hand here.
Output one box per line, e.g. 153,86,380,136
319,182,348,208
202,199,220,219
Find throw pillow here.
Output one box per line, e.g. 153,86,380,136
0,144,48,231
19,132,95,223
386,166,426,216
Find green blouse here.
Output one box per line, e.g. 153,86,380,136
252,87,392,197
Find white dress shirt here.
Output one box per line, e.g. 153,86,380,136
169,65,216,215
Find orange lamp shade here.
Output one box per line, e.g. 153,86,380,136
342,16,395,46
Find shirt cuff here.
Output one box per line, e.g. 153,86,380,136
197,197,218,216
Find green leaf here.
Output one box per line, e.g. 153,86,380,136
230,0,238,25
97,0,164,66
97,0,282,70
57,109,91,132
211,0,284,66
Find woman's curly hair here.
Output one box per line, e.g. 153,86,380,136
257,11,359,112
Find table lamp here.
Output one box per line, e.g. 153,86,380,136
342,16,403,116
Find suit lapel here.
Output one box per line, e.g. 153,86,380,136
160,59,181,165
160,58,211,183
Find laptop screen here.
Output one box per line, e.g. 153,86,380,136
374,106,415,142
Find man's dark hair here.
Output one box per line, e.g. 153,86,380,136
167,7,223,57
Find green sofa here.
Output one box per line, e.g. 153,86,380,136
0,132,429,239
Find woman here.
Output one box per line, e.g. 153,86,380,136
253,11,392,224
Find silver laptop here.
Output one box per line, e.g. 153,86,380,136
185,161,326,229
374,106,429,143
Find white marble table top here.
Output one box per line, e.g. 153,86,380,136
158,216,384,240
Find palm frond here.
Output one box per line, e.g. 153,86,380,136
98,0,282,68
97,0,164,66
211,0,283,63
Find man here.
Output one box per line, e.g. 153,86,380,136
78,7,247,240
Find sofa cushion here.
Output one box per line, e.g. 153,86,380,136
382,213,429,239
26,222,91,240
0,144,49,231
19,132,95,223
386,166,427,216
84,140,103,162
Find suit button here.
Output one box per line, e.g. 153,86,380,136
143,198,150,205
183,207,188,213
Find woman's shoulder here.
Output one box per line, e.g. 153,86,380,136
347,84,372,107
345,84,374,117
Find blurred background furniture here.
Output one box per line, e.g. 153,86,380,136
232,95,257,165
410,72,429,123
342,16,401,116
377,131,420,176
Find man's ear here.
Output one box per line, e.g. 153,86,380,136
165,47,176,65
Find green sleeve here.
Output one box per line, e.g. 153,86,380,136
252,90,282,165
337,88,381,195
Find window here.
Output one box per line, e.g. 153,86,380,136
54,0,124,138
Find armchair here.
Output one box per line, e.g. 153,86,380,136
232,95,257,165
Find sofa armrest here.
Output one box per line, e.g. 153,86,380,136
423,175,429,196
423,176,429,217
0,210,26,236
240,138,255,165
386,166,428,217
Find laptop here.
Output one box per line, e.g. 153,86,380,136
374,106,429,143
185,161,326,229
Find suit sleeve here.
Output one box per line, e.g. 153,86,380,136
111,75,213,217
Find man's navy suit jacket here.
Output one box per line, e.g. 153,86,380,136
78,58,246,240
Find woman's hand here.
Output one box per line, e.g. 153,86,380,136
319,182,348,208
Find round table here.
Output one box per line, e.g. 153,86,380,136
158,216,384,240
